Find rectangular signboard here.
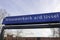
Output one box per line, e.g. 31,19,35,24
2,12,60,25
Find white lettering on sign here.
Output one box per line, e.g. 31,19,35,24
5,14,59,22
34,16,43,20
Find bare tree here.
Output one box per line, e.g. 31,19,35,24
16,29,23,37
0,9,9,24
52,28,59,37
48,23,60,37
0,9,9,33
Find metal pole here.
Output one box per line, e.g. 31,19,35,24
0,27,4,40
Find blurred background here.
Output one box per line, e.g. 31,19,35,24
0,0,60,37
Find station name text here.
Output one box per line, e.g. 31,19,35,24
5,14,59,21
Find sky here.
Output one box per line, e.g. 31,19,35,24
0,0,60,37
0,0,60,16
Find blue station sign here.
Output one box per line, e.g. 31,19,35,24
2,12,60,25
